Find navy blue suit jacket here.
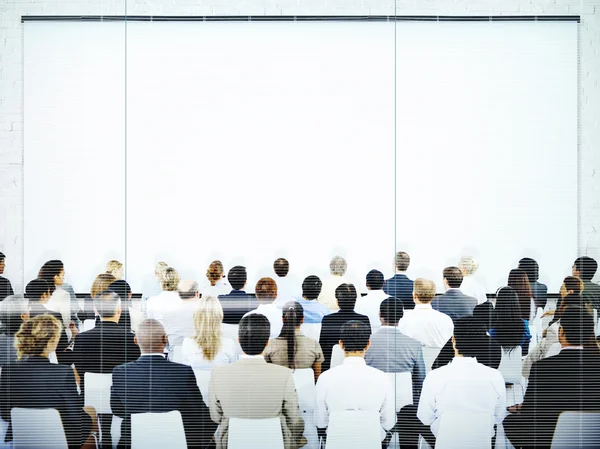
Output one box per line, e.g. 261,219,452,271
431,289,477,322
218,289,259,325
383,274,415,310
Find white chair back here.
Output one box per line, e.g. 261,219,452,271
292,368,316,412
0,368,7,449
330,345,345,369
82,319,96,332
192,368,212,406
435,412,493,449
128,307,145,334
84,372,113,414
550,411,600,449
300,323,321,341
11,408,69,449
594,309,599,337
228,417,284,449
386,372,413,412
131,410,186,449
169,346,183,364
422,346,442,373
111,415,123,449
326,410,381,449
498,346,522,385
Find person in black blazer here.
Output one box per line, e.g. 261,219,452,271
108,280,133,330
504,305,600,449
319,283,371,371
383,251,415,310
218,266,258,324
519,258,548,309
110,319,216,449
0,252,14,301
0,314,95,449
431,267,477,322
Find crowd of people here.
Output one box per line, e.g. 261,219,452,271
0,251,599,449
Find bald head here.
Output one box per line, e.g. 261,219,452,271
134,319,167,354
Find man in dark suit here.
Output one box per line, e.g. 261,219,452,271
319,283,371,371
431,267,477,322
111,319,216,448
218,266,258,324
0,252,14,301
504,306,600,449
383,251,414,310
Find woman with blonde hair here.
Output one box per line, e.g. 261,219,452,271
201,260,230,297
0,314,98,448
105,260,123,280
181,296,236,369
457,256,488,305
79,273,116,321
146,267,182,321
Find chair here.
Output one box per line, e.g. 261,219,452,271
130,411,186,449
11,408,69,449
293,368,316,412
300,323,322,341
192,368,211,406
325,410,381,449
435,412,493,449
82,319,96,332
422,346,442,373
228,417,284,449
128,307,145,334
498,346,524,407
169,346,183,363
84,372,113,414
550,411,600,448
330,345,345,369
386,372,413,412
111,415,123,449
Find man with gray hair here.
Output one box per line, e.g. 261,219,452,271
0,294,29,365
161,280,202,353
318,256,351,311
111,319,215,448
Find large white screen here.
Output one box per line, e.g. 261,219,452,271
24,20,577,293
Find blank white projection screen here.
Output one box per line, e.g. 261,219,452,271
24,20,578,293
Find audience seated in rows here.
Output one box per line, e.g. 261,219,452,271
182,296,237,369
573,256,600,310
272,257,301,306
218,265,258,324
146,267,182,321
0,252,14,301
201,260,230,298
355,269,388,332
519,257,548,309
457,256,488,305
161,280,202,350
0,294,29,366
319,283,371,371
508,268,536,322
295,275,330,323
399,278,454,348
431,267,477,322
208,313,304,449
383,251,414,310
489,286,532,355
111,319,215,448
264,300,324,379
318,256,352,311
244,277,282,339
504,305,600,449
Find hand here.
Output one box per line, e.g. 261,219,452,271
69,321,79,338
506,404,522,414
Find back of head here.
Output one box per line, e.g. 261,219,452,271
38,260,64,292
414,278,436,303
193,296,223,361
563,275,584,296
379,297,404,325
556,291,587,321
93,290,122,319
106,260,123,278
560,305,596,347
155,261,168,279
136,319,166,354
473,301,495,332
109,280,132,301
15,314,62,360
0,252,4,263
453,316,486,358
228,265,247,290
458,256,478,276
340,320,370,353
206,260,224,287
25,279,51,302
161,267,180,292
492,287,524,351
395,252,410,272
273,258,290,278
335,283,357,310
255,277,277,302
518,258,540,283
0,295,29,336
178,280,199,300
574,256,598,281
238,313,270,355
508,268,532,320
280,301,305,369
443,266,464,289
329,256,347,277
302,275,322,300
366,269,384,290
91,273,117,298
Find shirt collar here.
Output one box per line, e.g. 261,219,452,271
561,346,584,350
240,354,265,360
141,353,166,358
414,304,433,310
450,356,478,365
342,356,367,366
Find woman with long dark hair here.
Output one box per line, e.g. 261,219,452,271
264,301,324,381
508,268,535,322
489,287,531,354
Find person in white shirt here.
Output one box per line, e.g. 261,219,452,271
413,316,506,449
315,320,396,444
146,267,182,321
399,278,454,348
182,296,237,369
457,256,488,305
318,256,350,311
355,269,388,332
161,280,203,351
244,277,283,339
38,260,75,337
201,260,230,298
272,258,301,308
141,261,169,310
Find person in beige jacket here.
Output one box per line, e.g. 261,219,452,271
208,313,305,449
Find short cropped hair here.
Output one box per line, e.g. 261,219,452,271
25,279,51,302
395,252,410,271
335,283,358,310
414,278,436,302
573,257,598,281
329,256,347,276
109,280,132,301
340,320,371,352
518,258,540,283
178,280,199,300
453,316,486,357
366,270,384,290
238,313,270,355
560,305,595,346
228,266,247,290
161,268,180,291
93,290,121,318
255,277,278,300
379,297,404,325
302,275,322,300
443,267,464,289
563,276,584,296
273,258,290,277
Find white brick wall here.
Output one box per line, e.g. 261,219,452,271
2,0,600,291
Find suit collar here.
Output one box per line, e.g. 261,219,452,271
228,289,247,296
445,289,462,296
138,354,168,362
22,355,53,364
